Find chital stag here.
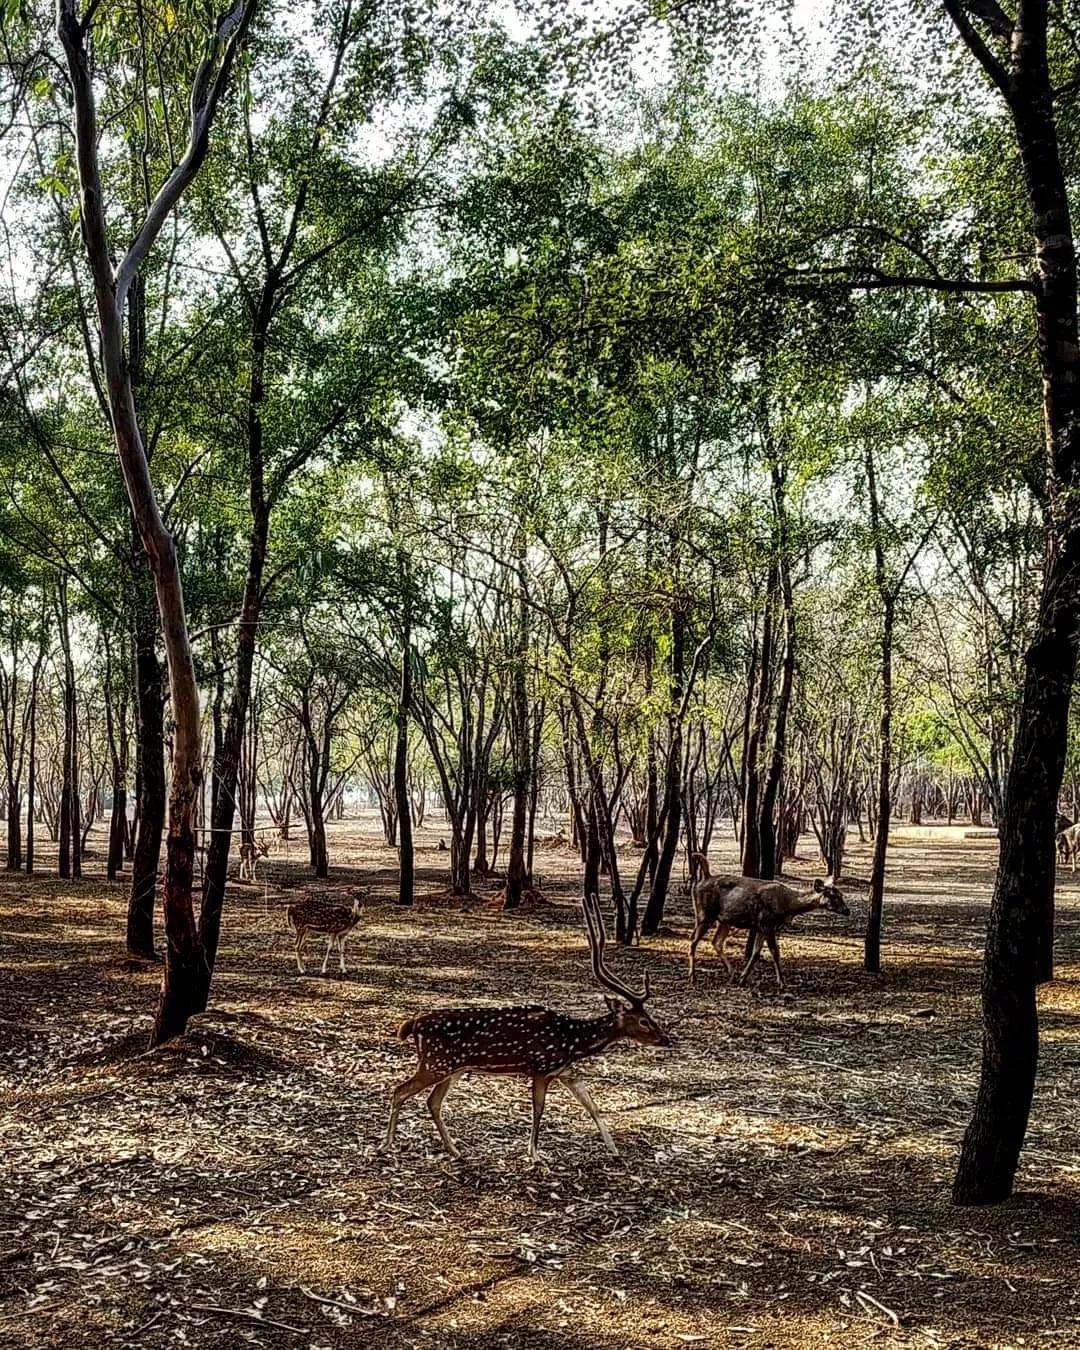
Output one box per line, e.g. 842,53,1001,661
287,895,363,975
687,853,850,989
381,892,670,1161
238,827,286,883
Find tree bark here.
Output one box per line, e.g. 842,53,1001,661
642,601,686,935
505,537,530,910
395,602,414,908
951,0,1080,1204
759,468,795,881
126,587,164,960
864,435,892,974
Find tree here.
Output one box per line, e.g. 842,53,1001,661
56,0,256,1044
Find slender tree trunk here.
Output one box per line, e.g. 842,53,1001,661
25,656,39,876
194,502,269,1004
742,567,777,877
395,610,414,907
642,602,686,936
505,542,530,909
127,573,164,960
57,585,73,880
759,471,795,881
864,432,893,974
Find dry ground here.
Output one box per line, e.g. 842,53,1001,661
2,816,1080,1350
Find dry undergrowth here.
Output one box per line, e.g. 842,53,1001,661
2,818,1080,1350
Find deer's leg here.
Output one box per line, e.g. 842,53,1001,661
294,928,307,973
338,935,347,975
688,919,713,982
561,1073,618,1157
382,1068,444,1151
764,930,785,990
712,924,734,979
320,935,335,976
529,1075,552,1161
426,1073,463,1158
736,931,765,986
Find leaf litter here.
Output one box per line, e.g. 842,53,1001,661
0,821,1079,1348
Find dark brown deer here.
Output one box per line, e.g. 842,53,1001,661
687,853,849,989
287,895,363,975
381,892,670,1161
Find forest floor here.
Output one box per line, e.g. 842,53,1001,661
2,817,1080,1350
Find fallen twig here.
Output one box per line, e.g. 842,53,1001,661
187,1303,309,1334
298,1286,383,1318
855,1289,901,1327
119,1309,163,1340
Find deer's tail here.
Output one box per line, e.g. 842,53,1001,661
397,1017,418,1042
689,850,711,880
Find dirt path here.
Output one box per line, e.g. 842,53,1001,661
1,818,1078,1348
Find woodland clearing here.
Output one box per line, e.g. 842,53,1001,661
2,815,1078,1350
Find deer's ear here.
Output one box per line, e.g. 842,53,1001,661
813,878,825,892
604,995,621,1013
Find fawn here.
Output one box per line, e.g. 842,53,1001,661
381,892,670,1161
287,895,363,976
687,852,849,989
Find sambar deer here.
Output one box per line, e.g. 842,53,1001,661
687,853,849,989
381,892,670,1161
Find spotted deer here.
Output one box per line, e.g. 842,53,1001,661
238,827,285,883
1057,822,1080,870
381,892,670,1161
687,852,850,989
287,895,363,975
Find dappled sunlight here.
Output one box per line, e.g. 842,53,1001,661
2,821,1079,1346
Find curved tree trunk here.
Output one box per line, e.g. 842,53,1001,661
57,0,253,1044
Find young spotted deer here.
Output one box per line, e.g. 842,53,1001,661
382,892,670,1161
687,853,849,989
287,896,363,976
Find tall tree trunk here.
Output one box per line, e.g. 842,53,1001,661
25,669,36,876
127,562,165,960
741,566,777,877
194,500,269,1006
759,470,795,881
505,540,530,910
864,433,893,974
57,583,73,880
951,0,1080,1205
395,608,414,908
642,602,686,936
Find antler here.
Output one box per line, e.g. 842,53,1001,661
581,892,650,1007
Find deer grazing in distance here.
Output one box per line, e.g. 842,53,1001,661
287,895,364,975
1057,822,1080,870
381,892,671,1162
687,853,850,989
238,827,286,883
